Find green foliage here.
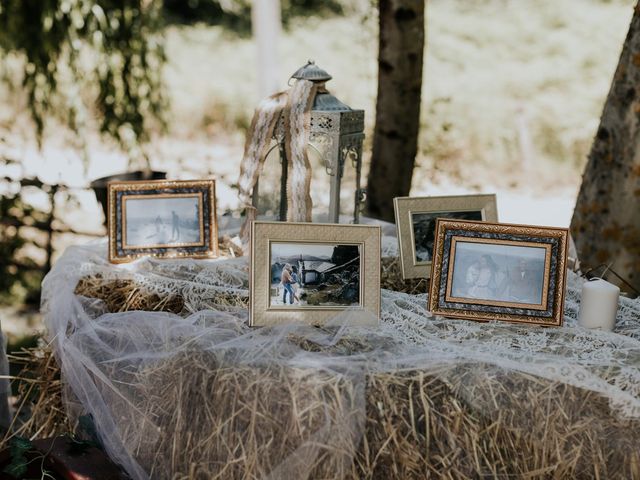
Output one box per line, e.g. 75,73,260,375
3,437,32,478
0,0,167,153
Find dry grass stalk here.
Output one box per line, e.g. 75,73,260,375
218,235,244,258
0,346,73,450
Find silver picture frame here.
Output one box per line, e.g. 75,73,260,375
249,221,381,327
394,194,498,279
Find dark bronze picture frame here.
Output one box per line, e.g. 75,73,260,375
428,219,568,327
108,179,218,263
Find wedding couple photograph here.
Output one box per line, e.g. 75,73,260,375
449,241,547,306
124,195,202,248
269,242,361,308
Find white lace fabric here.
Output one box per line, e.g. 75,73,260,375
42,239,640,480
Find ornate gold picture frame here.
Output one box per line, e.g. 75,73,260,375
394,194,498,279
250,221,381,327
108,179,218,263
428,219,568,327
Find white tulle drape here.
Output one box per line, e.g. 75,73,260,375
42,231,640,479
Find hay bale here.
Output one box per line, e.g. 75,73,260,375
6,345,640,479
128,351,361,479
119,353,640,479
15,254,638,478
73,255,421,318
360,367,640,479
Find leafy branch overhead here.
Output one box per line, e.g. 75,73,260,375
0,0,167,148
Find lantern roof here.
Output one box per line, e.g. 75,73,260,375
312,92,352,112
290,60,332,82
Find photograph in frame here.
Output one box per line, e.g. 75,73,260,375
270,242,361,308
394,194,498,279
108,179,218,263
251,221,380,327
428,219,568,327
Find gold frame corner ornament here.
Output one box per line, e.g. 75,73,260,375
427,219,568,327
249,221,381,327
107,178,219,263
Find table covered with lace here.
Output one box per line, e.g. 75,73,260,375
42,240,640,480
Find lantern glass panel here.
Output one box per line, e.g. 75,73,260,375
308,132,333,172
256,140,285,217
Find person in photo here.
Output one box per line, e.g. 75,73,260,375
171,210,180,241
280,263,295,305
154,215,163,235
290,265,301,304
507,258,542,304
465,255,499,299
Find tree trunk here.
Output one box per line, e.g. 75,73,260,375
252,0,281,99
365,0,425,222
571,3,640,294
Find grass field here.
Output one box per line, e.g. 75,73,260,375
163,0,634,190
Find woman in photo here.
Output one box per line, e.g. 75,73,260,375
290,265,301,304
154,215,163,235
465,255,499,299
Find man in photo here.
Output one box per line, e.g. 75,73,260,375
507,258,542,304
171,210,180,241
280,263,295,305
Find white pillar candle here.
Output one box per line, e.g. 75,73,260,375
578,278,620,331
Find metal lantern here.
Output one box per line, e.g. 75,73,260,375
253,61,365,223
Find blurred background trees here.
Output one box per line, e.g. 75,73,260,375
164,0,343,32
0,0,168,318
0,0,167,159
1,0,639,334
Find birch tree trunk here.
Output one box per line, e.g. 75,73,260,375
365,0,425,222
571,3,640,294
252,0,281,98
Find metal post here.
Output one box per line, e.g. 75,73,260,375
278,142,288,221
353,147,363,224
327,156,341,224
